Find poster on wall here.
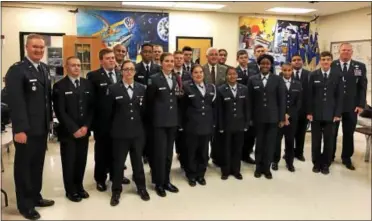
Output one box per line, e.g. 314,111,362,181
77,10,169,63
273,20,310,65
238,17,277,61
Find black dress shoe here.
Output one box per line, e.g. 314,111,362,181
188,178,197,187
264,171,273,179
312,165,321,173
296,155,306,162
96,182,107,192
196,177,206,186
78,190,89,199
271,163,278,171
66,193,82,202
233,173,243,180
164,183,179,192
254,170,262,178
20,208,40,220
287,164,295,172
110,193,120,206
122,176,131,185
155,186,166,197
242,156,255,164
343,162,356,170
321,166,330,175
138,189,150,201
221,175,229,180
35,199,55,207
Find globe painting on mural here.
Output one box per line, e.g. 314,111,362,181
77,10,169,62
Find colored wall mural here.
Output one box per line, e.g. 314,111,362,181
77,10,169,62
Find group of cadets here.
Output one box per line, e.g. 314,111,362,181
5,33,367,220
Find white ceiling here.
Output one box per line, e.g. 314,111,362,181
8,1,372,16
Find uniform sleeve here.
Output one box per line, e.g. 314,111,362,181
85,81,95,129
145,77,156,123
247,78,254,124
307,73,314,115
244,87,251,129
216,88,224,130
334,74,344,118
357,63,368,108
4,65,30,133
296,84,303,112
277,77,286,122
52,83,80,135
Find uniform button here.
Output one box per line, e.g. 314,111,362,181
80,114,83,116
170,106,173,109
170,99,173,102
130,110,133,113
344,91,346,94
324,93,326,96
233,108,236,111
131,117,134,120
170,93,173,95
344,85,346,88
202,106,205,109
202,100,205,103
323,99,327,101
264,104,267,107
234,114,237,117
202,112,205,116
287,106,290,109
263,99,267,101
287,95,290,97
264,93,266,96
234,102,236,105
130,103,133,106
287,100,290,103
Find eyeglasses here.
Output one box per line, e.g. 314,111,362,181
116,50,127,53
122,68,135,72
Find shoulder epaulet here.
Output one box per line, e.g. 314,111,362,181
12,61,22,66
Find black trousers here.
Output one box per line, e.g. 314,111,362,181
94,135,114,183
175,129,186,168
221,132,244,176
274,119,297,165
255,123,277,172
210,127,221,164
112,138,146,193
14,134,47,212
333,111,357,163
185,133,210,179
151,127,177,186
143,124,152,160
60,136,89,195
294,115,308,157
242,126,255,161
311,121,335,167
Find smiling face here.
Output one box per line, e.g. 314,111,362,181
226,68,238,85
114,45,127,63
66,57,81,78
219,50,227,64
153,45,163,61
281,64,293,79
339,43,353,62
207,48,219,65
192,66,204,84
320,56,332,71
100,52,116,71
122,61,135,82
259,58,271,74
161,54,174,74
26,38,45,62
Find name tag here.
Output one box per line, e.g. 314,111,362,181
29,79,37,82
354,69,362,76
65,91,73,95
239,95,246,98
159,87,166,90
224,97,231,101
292,89,300,92
209,92,215,95
254,86,260,89
314,81,320,83
138,75,144,79
188,94,195,98
115,96,123,100
237,78,242,81
85,91,90,94
100,83,108,86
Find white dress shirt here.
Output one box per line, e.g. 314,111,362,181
123,82,134,99
283,77,291,90
261,73,269,87
294,68,302,80
164,73,173,89
104,69,117,83
321,68,331,79
197,82,206,96
208,63,217,79
229,84,237,97
26,56,40,70
340,60,351,72
68,76,80,88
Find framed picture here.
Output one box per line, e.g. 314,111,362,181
19,32,65,61
176,36,213,65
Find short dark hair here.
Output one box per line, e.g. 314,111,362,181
281,62,292,68
291,54,302,61
320,51,333,59
141,43,153,50
173,50,183,56
120,60,135,70
65,56,80,65
182,46,193,52
225,66,236,76
99,48,114,60
160,52,173,63
236,50,248,59
257,54,274,65
218,49,228,55
191,64,203,73
254,45,264,53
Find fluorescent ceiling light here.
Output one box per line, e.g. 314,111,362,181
266,7,316,14
122,2,225,10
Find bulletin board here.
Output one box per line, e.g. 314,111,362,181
330,39,371,103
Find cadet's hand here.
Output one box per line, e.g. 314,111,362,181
333,117,341,122
279,121,285,128
285,119,290,126
285,114,290,121
73,129,83,138
355,107,363,115
80,126,88,137
14,132,27,144
307,114,313,122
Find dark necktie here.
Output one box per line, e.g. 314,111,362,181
108,72,115,84
37,65,45,83
243,69,247,76
75,79,80,88
187,65,190,72
211,66,216,84
128,85,133,90
176,72,182,89
323,73,328,82
146,65,150,75
343,63,348,73
295,70,300,80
